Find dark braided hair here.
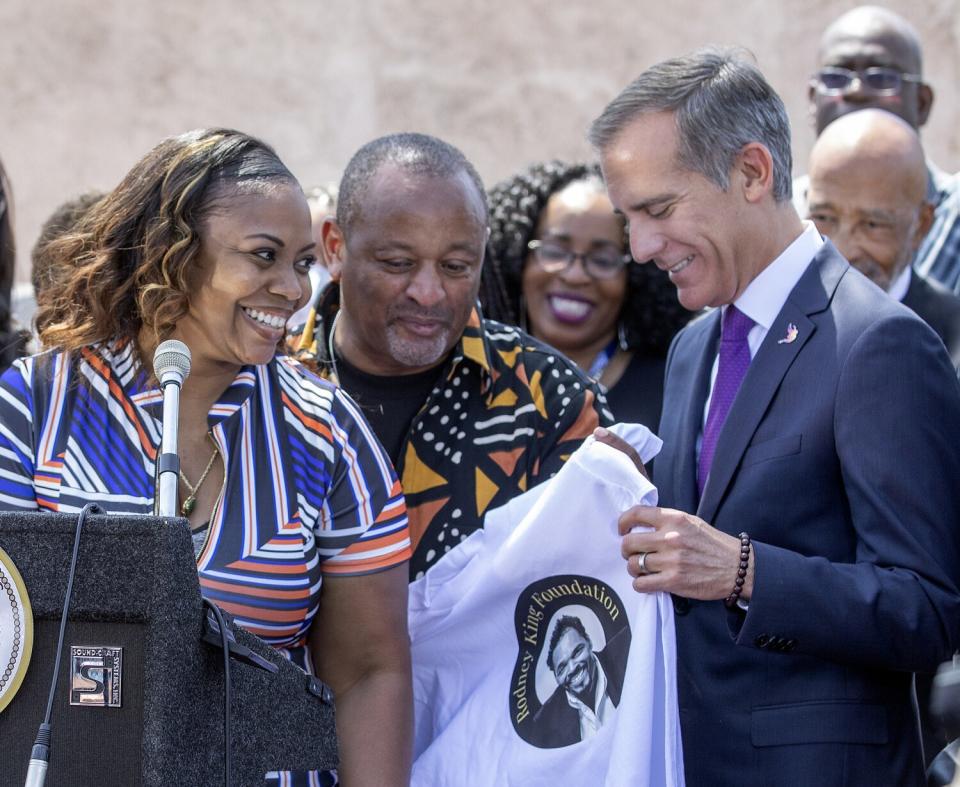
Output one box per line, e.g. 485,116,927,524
0,158,28,372
546,615,592,672
483,160,694,356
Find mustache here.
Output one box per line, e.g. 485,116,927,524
564,661,587,684
387,306,455,324
851,258,891,284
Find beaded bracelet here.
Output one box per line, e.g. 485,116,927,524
724,532,751,608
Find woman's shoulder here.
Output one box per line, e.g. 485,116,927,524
0,347,77,431
273,355,338,393
1,345,70,385
270,355,392,474
9,341,136,372
271,354,351,422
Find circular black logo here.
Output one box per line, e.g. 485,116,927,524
509,575,631,749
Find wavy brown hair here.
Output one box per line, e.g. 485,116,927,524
34,128,296,370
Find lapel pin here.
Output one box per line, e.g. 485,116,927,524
777,323,799,344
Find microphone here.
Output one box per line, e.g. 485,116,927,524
153,340,191,517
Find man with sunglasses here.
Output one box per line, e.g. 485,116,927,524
796,6,960,293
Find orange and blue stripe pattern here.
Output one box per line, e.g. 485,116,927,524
0,343,411,655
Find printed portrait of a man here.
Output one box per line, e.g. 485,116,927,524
528,612,629,748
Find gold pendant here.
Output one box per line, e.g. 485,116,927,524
181,496,196,516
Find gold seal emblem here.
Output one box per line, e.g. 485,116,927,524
0,546,33,713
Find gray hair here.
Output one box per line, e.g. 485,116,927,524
336,132,487,232
589,48,793,203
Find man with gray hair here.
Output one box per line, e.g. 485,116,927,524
798,6,960,293
806,108,960,369
591,48,960,785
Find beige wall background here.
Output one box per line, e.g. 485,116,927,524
2,0,959,289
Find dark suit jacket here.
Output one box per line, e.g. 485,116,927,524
529,627,630,749
605,351,667,432
654,243,960,787
902,270,960,369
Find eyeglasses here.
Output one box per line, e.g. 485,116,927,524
813,66,921,96
527,240,630,279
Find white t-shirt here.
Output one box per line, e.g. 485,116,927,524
409,427,685,787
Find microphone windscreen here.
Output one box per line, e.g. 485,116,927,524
153,339,191,386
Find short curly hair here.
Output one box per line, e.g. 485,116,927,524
31,190,106,299
546,615,592,672
483,160,694,356
34,128,298,370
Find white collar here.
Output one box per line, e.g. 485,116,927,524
887,265,912,303
564,652,608,714
733,221,823,331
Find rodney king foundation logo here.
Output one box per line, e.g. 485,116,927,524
510,575,630,749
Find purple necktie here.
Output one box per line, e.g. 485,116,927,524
698,306,755,497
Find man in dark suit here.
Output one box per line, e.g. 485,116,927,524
530,617,628,748
589,49,960,786
806,108,960,370
904,267,960,369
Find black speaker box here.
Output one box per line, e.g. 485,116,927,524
0,512,337,786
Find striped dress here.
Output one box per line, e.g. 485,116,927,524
0,342,411,785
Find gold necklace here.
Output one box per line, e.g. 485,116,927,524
179,442,219,517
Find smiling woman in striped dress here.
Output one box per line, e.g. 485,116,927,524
0,128,413,786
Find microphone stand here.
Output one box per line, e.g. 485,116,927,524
153,341,191,518
156,378,182,517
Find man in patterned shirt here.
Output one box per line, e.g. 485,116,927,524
296,132,613,579
794,6,960,292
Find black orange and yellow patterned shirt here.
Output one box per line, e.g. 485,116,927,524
295,285,614,579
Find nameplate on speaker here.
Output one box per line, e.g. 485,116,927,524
70,645,122,707
0,546,33,713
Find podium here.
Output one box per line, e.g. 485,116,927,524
0,512,338,786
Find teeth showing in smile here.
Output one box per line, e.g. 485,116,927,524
669,255,694,275
243,307,286,330
548,295,592,320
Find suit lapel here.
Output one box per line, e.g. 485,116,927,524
697,244,847,524
901,272,921,313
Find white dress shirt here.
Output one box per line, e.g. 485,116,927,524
701,222,825,431
697,223,824,612
887,264,912,303
565,653,614,740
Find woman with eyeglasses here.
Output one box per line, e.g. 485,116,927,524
484,160,694,429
